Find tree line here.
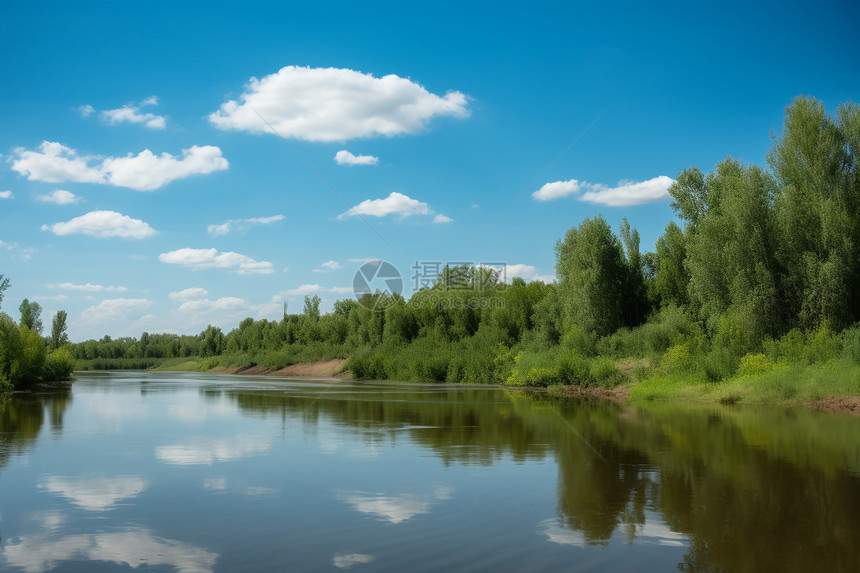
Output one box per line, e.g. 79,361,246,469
71,97,860,388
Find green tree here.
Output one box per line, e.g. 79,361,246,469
653,222,690,307
19,299,43,334
0,274,9,310
303,295,321,320
556,216,626,337
50,310,69,350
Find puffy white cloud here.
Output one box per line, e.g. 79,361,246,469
335,150,379,166
49,282,127,293
11,141,228,191
159,248,274,275
37,189,80,205
313,260,343,273
100,96,166,129
39,475,148,511
333,554,376,569
338,192,451,222
77,104,95,117
0,190,13,199
82,298,152,322
532,179,581,201
42,210,156,239
101,145,228,191
169,287,209,301
533,175,674,206
578,175,674,206
207,214,284,236
11,141,105,184
208,66,469,141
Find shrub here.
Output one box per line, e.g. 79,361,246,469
43,347,76,381
843,324,860,364
736,353,781,377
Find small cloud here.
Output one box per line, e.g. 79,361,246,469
42,210,156,239
432,213,453,224
274,284,351,298
159,248,274,275
48,282,128,293
338,192,449,223
335,150,379,166
209,66,469,142
0,190,13,199
169,287,209,301
32,294,69,302
532,176,674,207
504,264,555,283
77,104,95,117
98,97,166,129
313,260,343,273
178,297,248,312
37,189,80,205
207,214,284,236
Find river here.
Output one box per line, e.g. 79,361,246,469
1,371,858,572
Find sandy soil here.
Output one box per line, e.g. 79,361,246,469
804,396,860,415
225,359,351,379
557,384,630,401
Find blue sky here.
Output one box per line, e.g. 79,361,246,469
0,0,856,341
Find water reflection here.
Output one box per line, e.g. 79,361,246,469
155,435,271,465
3,526,218,573
338,489,451,524
333,553,376,568
38,475,147,511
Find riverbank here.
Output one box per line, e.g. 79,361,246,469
146,356,860,414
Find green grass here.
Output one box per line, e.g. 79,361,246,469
630,358,860,406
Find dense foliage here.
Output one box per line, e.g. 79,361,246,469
69,97,860,394
0,277,75,393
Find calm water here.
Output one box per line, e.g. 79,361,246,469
1,372,859,572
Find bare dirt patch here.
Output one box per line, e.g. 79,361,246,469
272,359,349,378
558,384,630,401
805,396,860,415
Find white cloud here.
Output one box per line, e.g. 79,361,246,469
37,189,80,205
170,287,209,301
504,264,555,283
77,104,95,117
335,150,379,166
82,298,152,322
338,487,451,524
0,190,13,199
532,179,581,201
156,435,271,465
101,106,166,129
313,260,343,273
11,141,105,184
178,297,248,312
49,282,127,293
208,66,469,142
11,141,228,191
333,554,376,569
338,192,450,223
579,176,674,206
275,284,352,297
101,145,228,191
39,475,148,511
2,528,218,573
533,176,674,206
159,248,274,275
207,214,284,236
42,210,156,239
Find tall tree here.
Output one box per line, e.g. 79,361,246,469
619,218,649,327
653,222,690,307
19,299,43,334
303,295,321,320
0,274,9,311
50,310,69,350
555,216,626,337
